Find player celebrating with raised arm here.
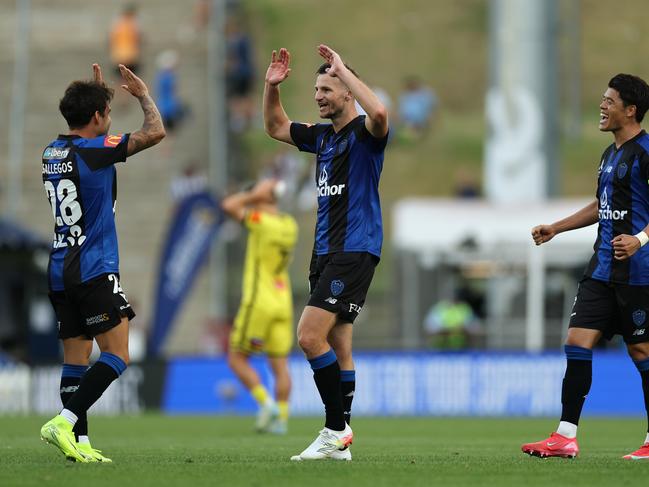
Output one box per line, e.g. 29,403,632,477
263,45,388,461
522,74,649,460
222,179,298,435
40,63,165,462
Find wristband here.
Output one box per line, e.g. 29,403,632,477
635,231,649,247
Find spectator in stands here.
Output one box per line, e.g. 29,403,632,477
424,290,482,349
155,50,188,135
398,76,438,139
194,0,211,31
225,17,255,133
355,86,392,119
109,4,142,77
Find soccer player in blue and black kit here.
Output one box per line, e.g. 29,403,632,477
522,74,649,460
263,45,388,461
40,63,165,462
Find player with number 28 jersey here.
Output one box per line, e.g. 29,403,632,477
43,133,129,291
39,63,164,464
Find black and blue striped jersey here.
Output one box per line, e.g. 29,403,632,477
290,115,387,257
585,130,649,285
42,133,130,291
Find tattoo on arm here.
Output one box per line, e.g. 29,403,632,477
127,94,165,156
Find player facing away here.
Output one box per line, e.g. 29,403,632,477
221,179,298,434
263,45,389,460
522,74,649,460
40,63,165,462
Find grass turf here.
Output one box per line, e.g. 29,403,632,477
1,415,648,487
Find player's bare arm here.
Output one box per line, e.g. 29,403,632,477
531,199,599,246
263,48,294,145
317,44,388,138
222,179,278,222
118,64,166,156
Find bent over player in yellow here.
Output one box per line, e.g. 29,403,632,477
222,179,298,434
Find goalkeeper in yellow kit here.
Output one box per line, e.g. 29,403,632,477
222,178,298,434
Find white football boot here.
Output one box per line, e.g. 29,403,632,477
329,447,352,461
290,423,353,461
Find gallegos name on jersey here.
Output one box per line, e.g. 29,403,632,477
41,133,130,291
585,130,649,285
290,115,388,258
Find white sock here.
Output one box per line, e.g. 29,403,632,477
59,408,78,426
644,432,649,445
77,435,90,445
556,421,577,439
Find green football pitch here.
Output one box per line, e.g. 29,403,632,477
1,415,648,487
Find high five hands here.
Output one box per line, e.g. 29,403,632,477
265,44,347,86
318,44,346,77
91,62,148,99
266,48,292,86
118,64,149,98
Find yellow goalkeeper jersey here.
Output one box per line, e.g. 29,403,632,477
240,210,298,312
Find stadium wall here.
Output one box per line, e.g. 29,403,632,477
0,352,643,416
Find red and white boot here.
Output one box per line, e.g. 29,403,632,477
522,432,579,459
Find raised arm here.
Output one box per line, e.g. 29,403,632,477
263,48,294,145
318,44,388,138
531,199,599,245
117,64,166,156
222,179,277,222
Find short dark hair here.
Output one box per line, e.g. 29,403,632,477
59,81,114,129
316,62,360,79
608,73,649,123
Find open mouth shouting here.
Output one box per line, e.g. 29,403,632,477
599,111,609,128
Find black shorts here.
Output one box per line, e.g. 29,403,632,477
569,277,649,344
49,273,135,340
307,252,379,324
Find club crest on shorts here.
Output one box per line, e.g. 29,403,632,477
617,162,628,179
330,279,345,296
633,309,646,327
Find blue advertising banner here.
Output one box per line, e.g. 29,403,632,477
162,352,645,416
148,192,223,357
